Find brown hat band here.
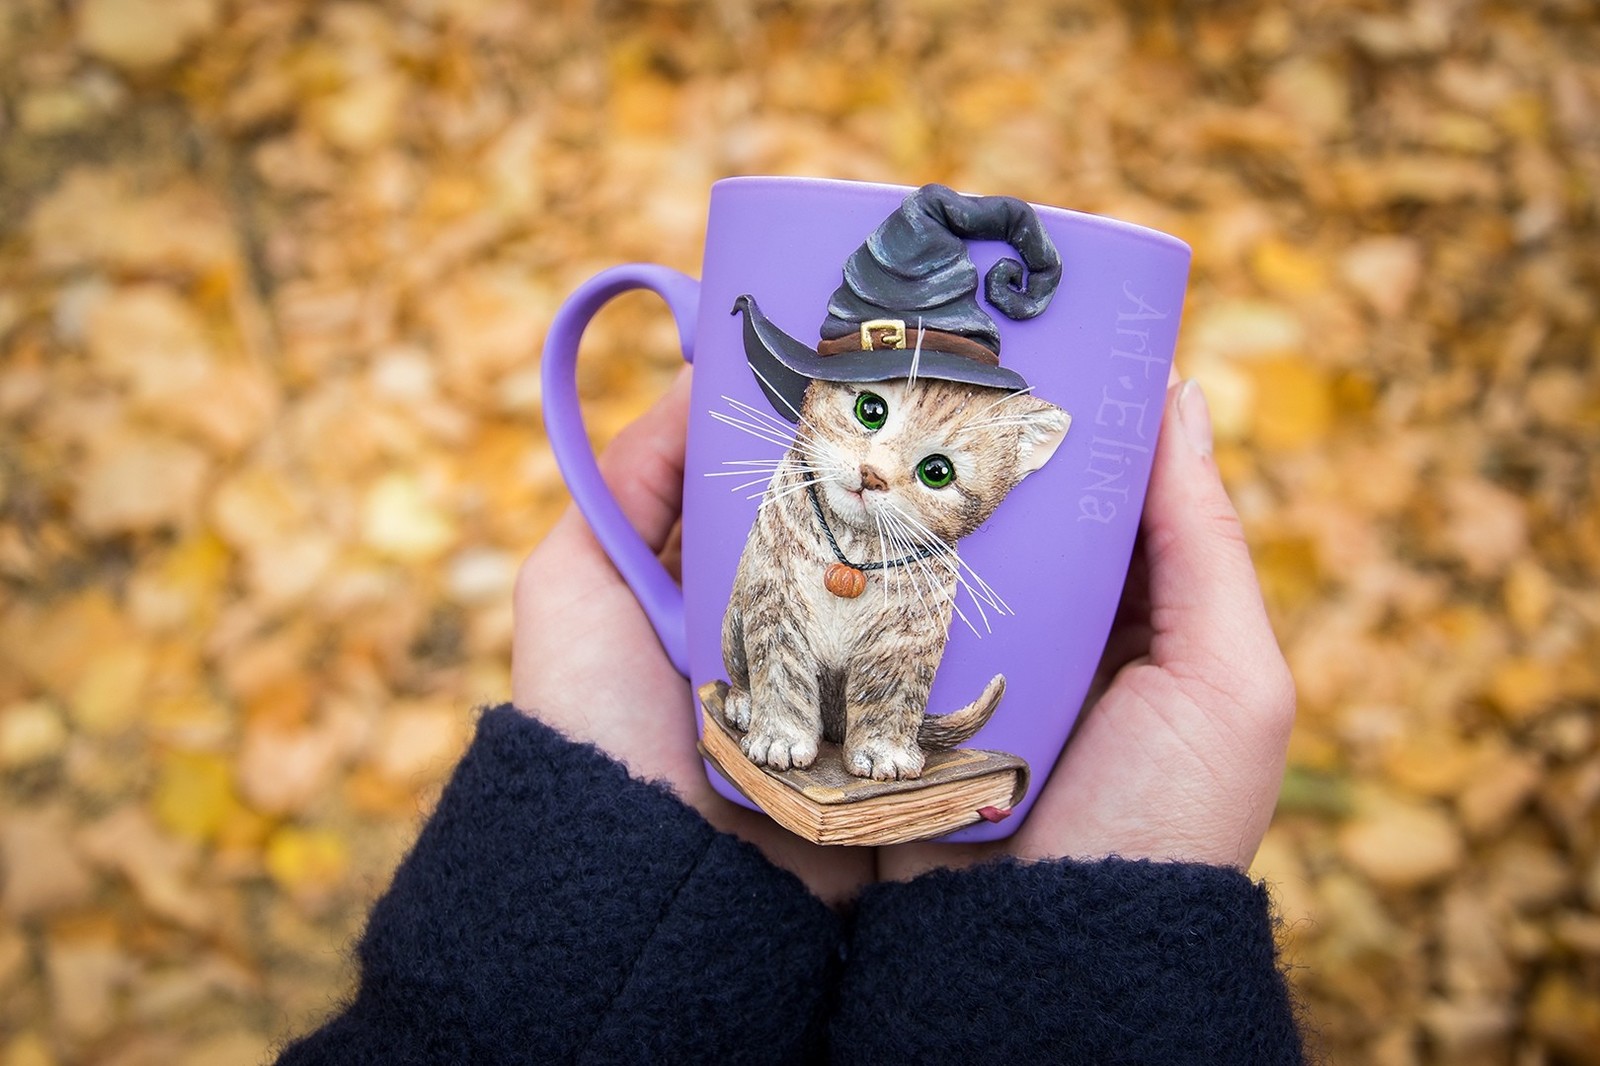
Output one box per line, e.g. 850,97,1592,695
815,318,1000,366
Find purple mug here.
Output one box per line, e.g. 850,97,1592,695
541,177,1190,843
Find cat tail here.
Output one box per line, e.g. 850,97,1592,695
917,674,1006,749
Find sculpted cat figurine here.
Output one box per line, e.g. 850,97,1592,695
720,376,1068,780
718,183,1071,782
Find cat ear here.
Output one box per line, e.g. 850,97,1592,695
1016,401,1071,478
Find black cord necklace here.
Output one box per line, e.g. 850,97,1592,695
807,482,938,598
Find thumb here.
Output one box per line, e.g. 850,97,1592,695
1142,380,1292,710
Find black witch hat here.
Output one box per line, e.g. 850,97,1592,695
733,184,1062,422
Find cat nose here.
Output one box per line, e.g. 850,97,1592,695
859,464,889,492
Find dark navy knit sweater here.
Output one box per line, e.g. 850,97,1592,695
276,707,1305,1064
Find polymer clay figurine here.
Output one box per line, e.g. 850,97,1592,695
717,185,1070,783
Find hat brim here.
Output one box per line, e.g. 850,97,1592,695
732,294,1031,424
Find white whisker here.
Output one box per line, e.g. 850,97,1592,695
948,559,1008,620
909,555,955,629
883,508,940,614
726,474,780,493
747,363,809,425
709,424,838,480
712,396,833,458
965,413,1042,425
703,467,789,478
880,511,939,624
708,410,796,450
883,502,1009,626
876,511,905,615
890,512,976,635
723,395,805,435
958,416,1044,434
755,473,832,508
928,541,1008,617
907,317,924,388
877,501,948,558
946,588,982,637
891,513,977,633
707,457,820,478
883,510,948,616
873,509,891,599
966,420,1042,431
959,559,1011,615
971,385,1036,419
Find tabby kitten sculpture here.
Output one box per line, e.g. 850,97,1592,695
720,376,1068,781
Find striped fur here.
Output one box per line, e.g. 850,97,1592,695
721,378,1068,781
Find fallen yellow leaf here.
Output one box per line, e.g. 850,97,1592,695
1245,357,1334,450
153,751,240,843
264,826,349,900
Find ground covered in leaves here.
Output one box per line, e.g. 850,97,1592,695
0,0,1597,1063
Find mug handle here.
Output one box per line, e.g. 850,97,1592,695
540,264,700,676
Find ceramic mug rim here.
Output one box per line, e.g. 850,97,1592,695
707,174,1192,258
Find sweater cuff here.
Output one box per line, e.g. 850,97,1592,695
831,857,1304,1065
278,706,841,1065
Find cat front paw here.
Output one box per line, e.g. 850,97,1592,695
845,737,926,781
741,722,819,771
724,687,753,731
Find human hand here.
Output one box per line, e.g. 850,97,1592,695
512,368,874,906
879,378,1296,882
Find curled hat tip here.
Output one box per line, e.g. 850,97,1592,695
985,258,1059,320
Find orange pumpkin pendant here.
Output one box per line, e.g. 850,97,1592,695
823,562,867,599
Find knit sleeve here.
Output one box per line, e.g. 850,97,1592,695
829,857,1306,1065
276,706,843,1066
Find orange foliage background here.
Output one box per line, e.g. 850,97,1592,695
1,1,1597,1063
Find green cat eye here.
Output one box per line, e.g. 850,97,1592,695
854,392,888,430
917,454,955,488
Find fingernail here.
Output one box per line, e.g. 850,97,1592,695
1177,379,1213,457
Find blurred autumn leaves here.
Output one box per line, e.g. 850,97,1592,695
0,0,1597,1063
